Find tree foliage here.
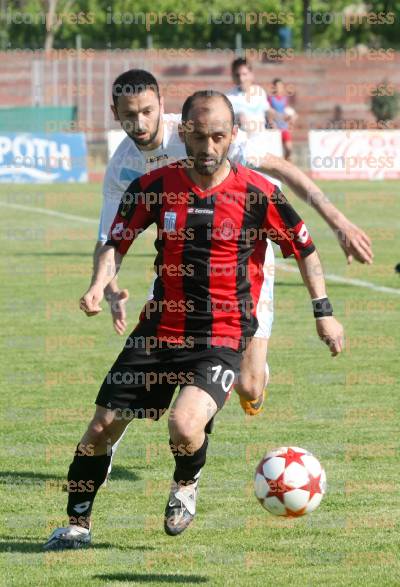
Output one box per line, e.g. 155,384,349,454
1,0,399,50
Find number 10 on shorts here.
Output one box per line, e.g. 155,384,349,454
210,365,236,393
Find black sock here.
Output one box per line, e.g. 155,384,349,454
170,435,208,485
66,446,111,528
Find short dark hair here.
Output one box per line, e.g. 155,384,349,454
181,90,235,127
272,78,283,85
231,57,251,73
112,69,160,107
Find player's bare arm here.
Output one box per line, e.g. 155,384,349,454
296,249,344,357
259,153,373,265
93,241,129,334
81,245,124,317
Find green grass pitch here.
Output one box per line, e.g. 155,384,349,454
0,181,399,586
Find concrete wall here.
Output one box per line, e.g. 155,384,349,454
1,49,399,149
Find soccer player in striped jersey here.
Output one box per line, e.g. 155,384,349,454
44,91,343,549
96,69,371,420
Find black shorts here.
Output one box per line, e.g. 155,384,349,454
96,332,241,419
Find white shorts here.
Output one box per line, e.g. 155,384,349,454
254,241,274,339
147,240,275,341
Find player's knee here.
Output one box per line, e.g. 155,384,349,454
168,411,199,445
85,417,114,449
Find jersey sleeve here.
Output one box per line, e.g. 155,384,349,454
263,186,315,259
106,177,156,255
98,196,120,243
98,157,124,243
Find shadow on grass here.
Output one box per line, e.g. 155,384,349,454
0,470,64,485
0,539,113,553
108,465,140,482
94,574,208,584
0,467,140,486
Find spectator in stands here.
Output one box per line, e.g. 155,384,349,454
268,78,297,161
226,58,270,137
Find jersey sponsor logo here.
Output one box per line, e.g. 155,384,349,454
146,154,169,165
164,211,177,232
296,223,310,244
73,501,91,514
187,207,214,215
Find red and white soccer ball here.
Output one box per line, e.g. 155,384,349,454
254,446,327,517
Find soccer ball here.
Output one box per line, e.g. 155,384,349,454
254,446,326,517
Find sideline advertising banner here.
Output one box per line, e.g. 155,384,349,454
0,133,88,183
309,130,400,180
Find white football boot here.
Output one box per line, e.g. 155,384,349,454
164,476,200,536
43,525,91,551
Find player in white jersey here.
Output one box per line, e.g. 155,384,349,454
226,57,270,137
98,112,186,243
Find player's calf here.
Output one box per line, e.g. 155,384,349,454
236,363,269,416
164,435,207,536
44,407,131,549
165,385,215,535
236,337,269,415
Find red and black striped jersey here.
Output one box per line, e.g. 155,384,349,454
106,161,315,351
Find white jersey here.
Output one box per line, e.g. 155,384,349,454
226,85,270,136
99,113,186,242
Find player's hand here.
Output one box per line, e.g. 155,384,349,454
107,288,129,335
79,285,104,316
316,316,344,357
334,219,373,265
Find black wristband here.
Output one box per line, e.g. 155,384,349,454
312,297,333,319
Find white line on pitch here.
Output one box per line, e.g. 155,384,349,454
276,261,400,296
1,200,399,296
0,201,98,224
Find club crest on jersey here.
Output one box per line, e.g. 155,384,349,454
164,211,177,232
218,218,235,240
